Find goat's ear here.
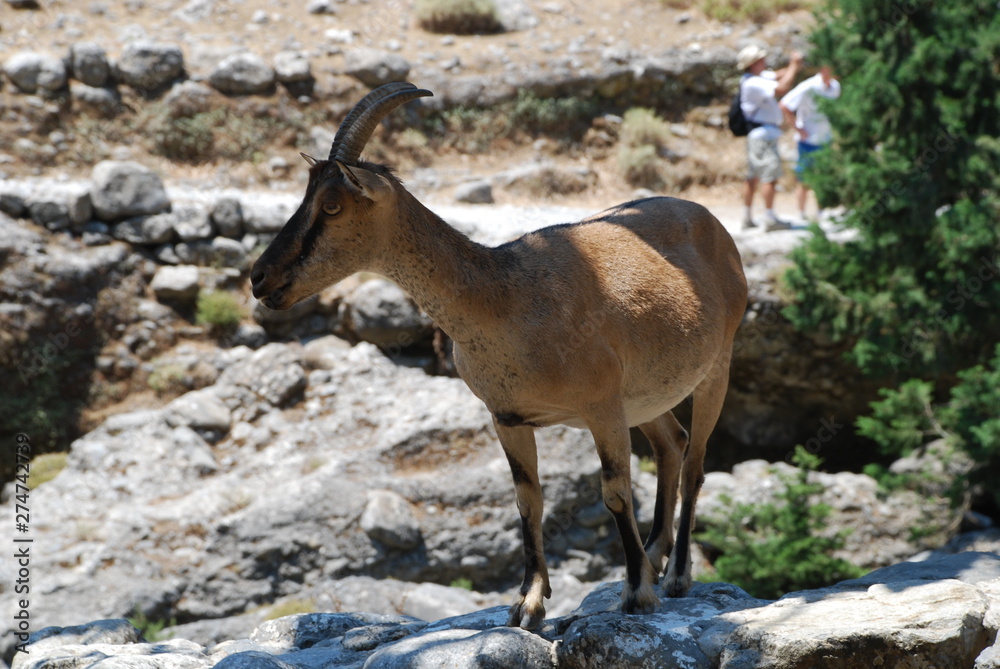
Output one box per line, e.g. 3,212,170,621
301,153,319,166
336,161,391,200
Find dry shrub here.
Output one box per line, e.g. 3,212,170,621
618,108,674,190
415,0,504,35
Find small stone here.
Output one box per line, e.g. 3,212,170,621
150,265,200,303
211,197,244,238
90,160,170,222
116,41,185,93
70,42,111,87
454,180,494,205
360,490,422,550
272,51,312,83
208,53,275,95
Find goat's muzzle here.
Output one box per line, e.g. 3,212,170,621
250,262,288,310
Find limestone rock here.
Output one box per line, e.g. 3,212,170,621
343,48,411,87
165,388,232,434
209,53,276,95
151,264,200,303
70,42,111,87
112,214,176,245
164,80,217,117
273,51,312,83
3,51,67,93
344,278,433,350
360,489,422,550
364,627,555,669
454,180,494,204
211,197,245,238
91,160,171,221
116,41,185,92
168,205,215,242
174,237,247,268
70,81,122,115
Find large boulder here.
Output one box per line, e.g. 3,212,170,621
343,278,434,350
209,53,276,95
115,41,184,93
90,160,171,221
12,553,1000,669
3,51,67,93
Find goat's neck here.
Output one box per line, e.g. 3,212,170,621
374,194,509,342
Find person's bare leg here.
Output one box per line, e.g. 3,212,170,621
797,182,809,218
761,181,776,210
742,178,758,228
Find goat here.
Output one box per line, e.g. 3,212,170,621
251,82,748,630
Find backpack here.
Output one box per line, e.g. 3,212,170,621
728,76,758,137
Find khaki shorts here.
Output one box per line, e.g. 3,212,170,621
746,134,783,183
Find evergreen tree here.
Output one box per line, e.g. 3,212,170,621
784,0,1000,379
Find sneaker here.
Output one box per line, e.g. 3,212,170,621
764,216,792,232
741,216,758,230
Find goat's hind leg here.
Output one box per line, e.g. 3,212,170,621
495,421,550,630
638,411,688,578
664,353,731,598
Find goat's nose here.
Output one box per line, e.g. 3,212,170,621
250,264,267,293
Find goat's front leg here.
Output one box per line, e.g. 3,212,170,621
495,420,550,630
586,403,659,614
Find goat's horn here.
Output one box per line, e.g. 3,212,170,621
329,82,418,161
333,87,433,165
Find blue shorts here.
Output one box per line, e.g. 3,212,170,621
795,141,824,176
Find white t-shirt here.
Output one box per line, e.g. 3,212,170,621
740,71,783,128
780,73,841,145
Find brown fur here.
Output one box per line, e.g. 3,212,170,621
252,161,748,630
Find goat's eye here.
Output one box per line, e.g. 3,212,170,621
322,203,342,216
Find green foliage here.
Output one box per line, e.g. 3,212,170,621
128,607,176,642
450,577,474,590
696,447,865,599
415,0,503,35
265,598,317,620
783,0,1000,379
196,291,244,334
858,345,1000,508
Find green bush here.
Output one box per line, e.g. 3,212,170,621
782,0,1000,513
783,0,1000,379
196,291,244,333
696,447,865,599
858,345,1000,508
415,0,503,35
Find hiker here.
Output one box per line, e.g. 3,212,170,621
737,44,803,231
780,64,841,222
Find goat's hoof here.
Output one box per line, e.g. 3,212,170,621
663,576,691,598
621,582,659,615
507,601,545,631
